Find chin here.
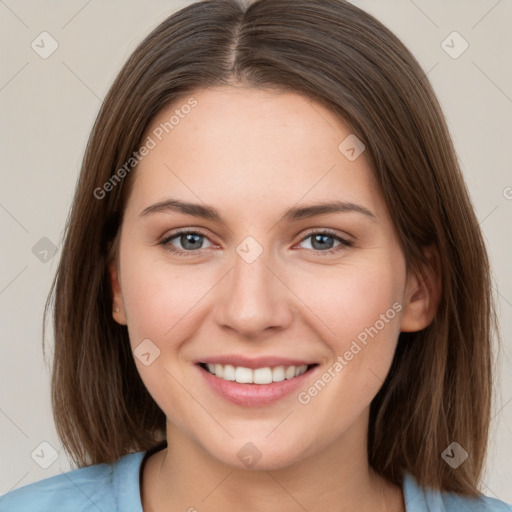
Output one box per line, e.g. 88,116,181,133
207,439,310,472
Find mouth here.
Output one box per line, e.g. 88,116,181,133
195,360,320,407
197,362,318,384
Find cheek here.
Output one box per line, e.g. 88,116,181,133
290,259,405,429
291,259,404,347
118,251,209,428
119,248,206,348
121,245,405,354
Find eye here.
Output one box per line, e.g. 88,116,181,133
297,229,353,255
160,230,213,256
159,228,353,257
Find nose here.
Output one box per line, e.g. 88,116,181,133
213,241,294,339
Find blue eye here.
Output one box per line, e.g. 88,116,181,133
298,230,353,254
160,230,212,256
159,229,352,256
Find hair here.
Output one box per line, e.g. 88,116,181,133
43,0,498,498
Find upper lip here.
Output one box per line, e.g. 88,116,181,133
196,355,317,369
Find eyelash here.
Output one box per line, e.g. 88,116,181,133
159,228,353,257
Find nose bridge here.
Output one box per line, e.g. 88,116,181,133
214,235,292,336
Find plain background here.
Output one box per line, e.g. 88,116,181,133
0,0,511,504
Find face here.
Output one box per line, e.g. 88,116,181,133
110,85,430,470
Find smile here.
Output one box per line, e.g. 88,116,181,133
196,361,319,406
199,362,313,384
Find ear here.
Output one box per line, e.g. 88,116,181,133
108,245,127,326
400,246,441,333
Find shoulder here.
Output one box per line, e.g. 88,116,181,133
440,490,512,512
0,451,145,512
403,473,512,512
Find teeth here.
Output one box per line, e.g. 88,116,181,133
285,366,296,379
272,366,285,382
214,364,224,378
222,364,235,381
203,363,309,384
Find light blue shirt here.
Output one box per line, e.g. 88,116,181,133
0,450,510,511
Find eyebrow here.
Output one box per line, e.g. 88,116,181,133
139,198,377,224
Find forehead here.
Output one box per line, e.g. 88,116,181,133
126,85,385,222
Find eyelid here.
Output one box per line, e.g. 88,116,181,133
159,227,353,256
298,228,353,245
294,228,353,255
159,228,215,252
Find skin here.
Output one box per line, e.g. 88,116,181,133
109,85,440,512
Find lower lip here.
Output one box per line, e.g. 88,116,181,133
197,364,316,407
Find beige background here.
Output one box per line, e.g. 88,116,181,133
1,0,511,504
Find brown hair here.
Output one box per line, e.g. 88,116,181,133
43,0,498,497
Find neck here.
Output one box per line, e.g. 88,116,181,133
141,411,404,512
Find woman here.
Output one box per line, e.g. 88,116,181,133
2,0,510,510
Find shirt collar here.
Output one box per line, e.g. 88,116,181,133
114,450,145,511
403,472,446,512
115,448,446,512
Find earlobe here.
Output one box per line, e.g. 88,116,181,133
400,246,441,333
108,256,128,326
